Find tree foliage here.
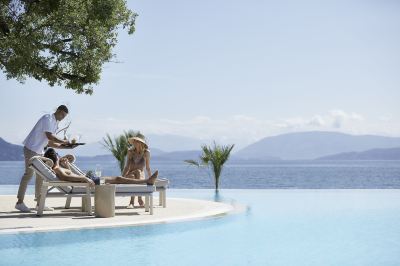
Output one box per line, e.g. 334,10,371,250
0,0,137,94
185,142,235,191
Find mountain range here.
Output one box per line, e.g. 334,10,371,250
235,131,400,160
1,131,400,161
317,147,400,160
76,134,204,156
77,150,204,162
0,138,23,161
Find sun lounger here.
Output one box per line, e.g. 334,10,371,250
66,184,156,214
29,156,92,216
31,156,157,216
67,158,158,213
155,178,169,207
68,155,169,208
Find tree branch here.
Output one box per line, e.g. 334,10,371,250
56,49,79,57
60,38,73,43
37,41,79,57
35,62,88,83
60,72,88,83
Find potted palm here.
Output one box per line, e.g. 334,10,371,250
185,142,234,191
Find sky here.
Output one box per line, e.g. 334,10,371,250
0,0,399,148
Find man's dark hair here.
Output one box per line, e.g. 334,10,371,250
57,105,69,114
44,148,58,165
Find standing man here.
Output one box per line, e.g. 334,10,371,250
15,105,74,212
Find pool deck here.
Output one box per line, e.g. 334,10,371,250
0,195,234,234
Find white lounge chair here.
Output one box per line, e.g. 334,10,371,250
30,156,156,216
155,178,169,208
29,156,92,217
67,159,161,213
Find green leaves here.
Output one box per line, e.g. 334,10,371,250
0,0,137,94
183,159,201,167
185,142,235,191
102,130,143,174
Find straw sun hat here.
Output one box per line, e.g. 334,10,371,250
128,136,148,149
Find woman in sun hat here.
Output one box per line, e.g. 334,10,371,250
122,136,158,208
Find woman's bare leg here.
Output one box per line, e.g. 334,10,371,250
146,170,158,185
105,170,158,185
130,196,135,207
134,171,144,206
128,170,141,206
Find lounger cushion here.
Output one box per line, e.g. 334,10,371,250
29,156,74,194
115,184,155,193
71,184,155,194
155,178,169,188
30,156,53,168
29,156,58,181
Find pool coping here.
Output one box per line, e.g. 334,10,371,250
0,196,236,235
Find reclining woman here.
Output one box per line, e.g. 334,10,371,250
43,148,158,186
120,136,158,208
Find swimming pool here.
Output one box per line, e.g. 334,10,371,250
1,189,399,266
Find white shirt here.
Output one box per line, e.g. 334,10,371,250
23,114,59,154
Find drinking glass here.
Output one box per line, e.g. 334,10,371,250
95,164,103,184
75,134,82,143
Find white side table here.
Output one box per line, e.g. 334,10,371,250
95,184,116,218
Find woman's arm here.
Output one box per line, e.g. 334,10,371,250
122,149,135,176
122,162,130,176
122,151,132,176
144,150,152,178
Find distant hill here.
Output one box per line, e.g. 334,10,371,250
76,154,115,162
77,150,281,163
0,138,23,161
73,141,109,156
76,140,166,157
230,155,281,162
74,134,203,156
77,150,202,162
146,134,205,152
153,150,202,161
3,132,400,161
235,131,400,160
317,147,400,160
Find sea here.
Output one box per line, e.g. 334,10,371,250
1,160,399,189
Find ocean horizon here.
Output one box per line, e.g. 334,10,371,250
1,160,399,189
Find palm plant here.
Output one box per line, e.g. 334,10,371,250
102,130,144,174
185,142,234,191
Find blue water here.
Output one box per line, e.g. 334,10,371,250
1,160,400,188
0,189,400,266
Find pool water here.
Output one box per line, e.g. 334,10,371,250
1,189,400,266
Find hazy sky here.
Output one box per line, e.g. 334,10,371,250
1,0,399,147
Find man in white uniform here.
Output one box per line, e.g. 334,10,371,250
15,105,75,212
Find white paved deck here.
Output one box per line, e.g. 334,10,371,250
0,195,234,234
